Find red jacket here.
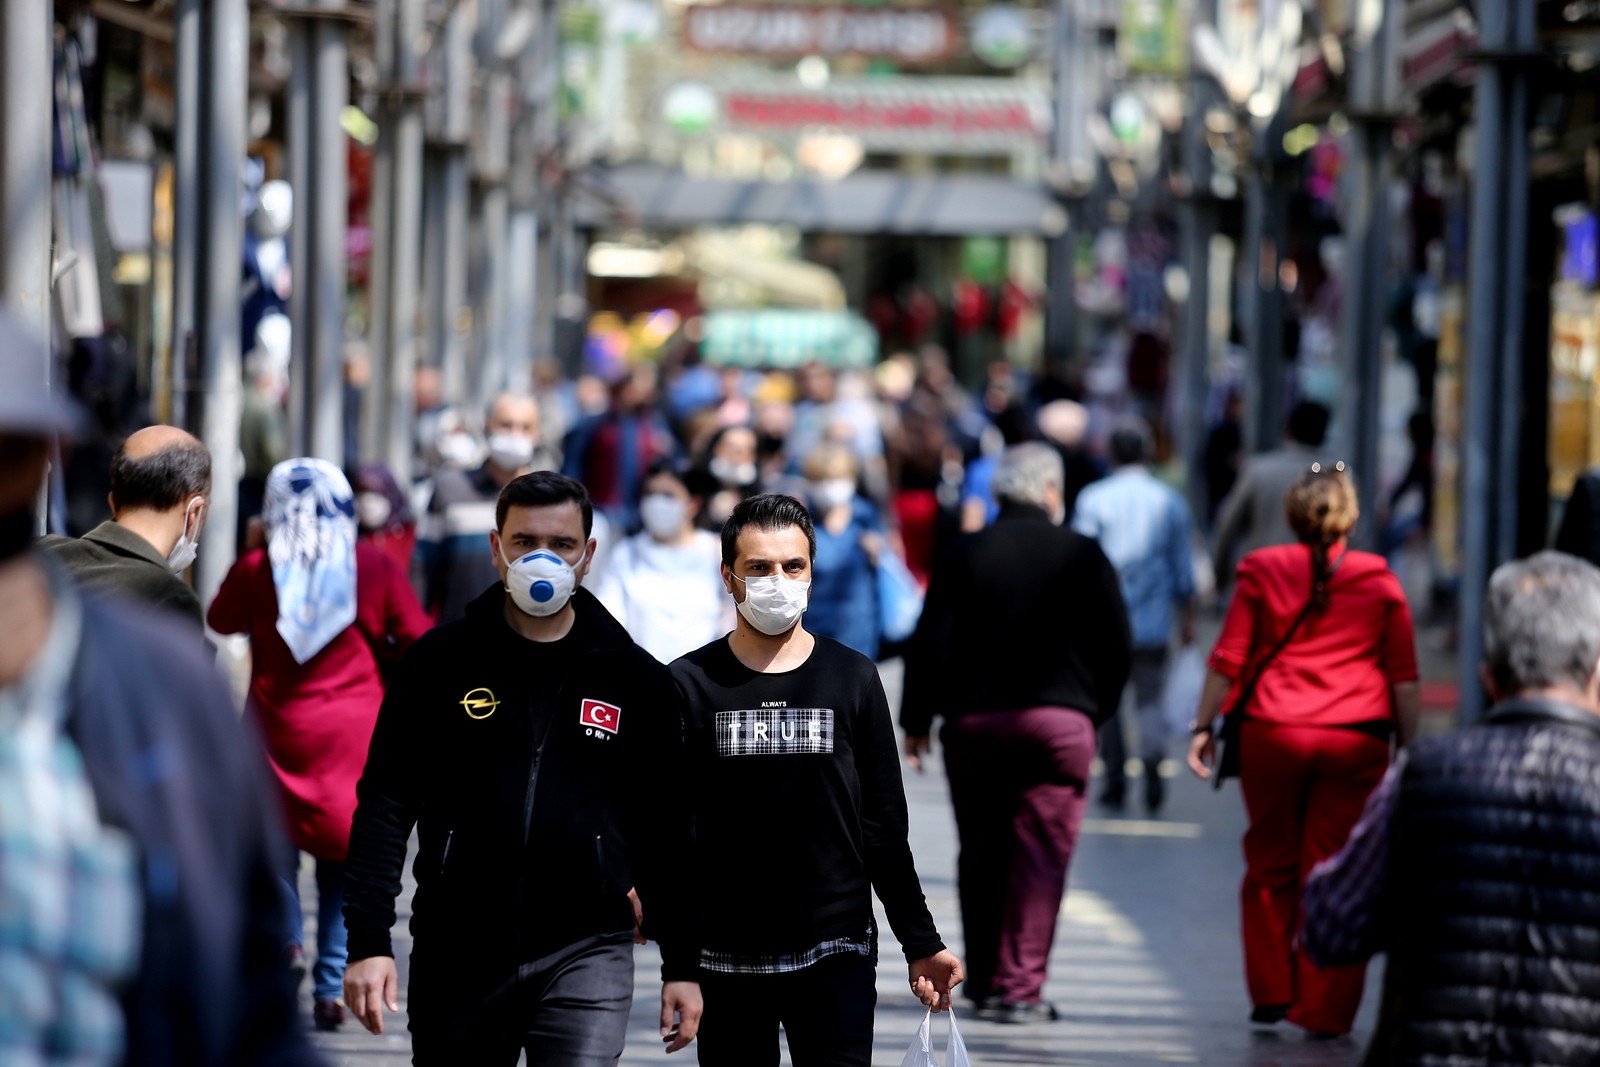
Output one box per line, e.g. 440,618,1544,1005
209,541,434,860
1209,544,1418,729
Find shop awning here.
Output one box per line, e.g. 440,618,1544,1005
579,165,1060,237
699,310,878,369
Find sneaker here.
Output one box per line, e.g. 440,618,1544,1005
1097,785,1126,812
971,996,1004,1021
286,945,307,986
995,1000,1060,1024
313,1000,346,1032
1250,1004,1289,1027
1144,760,1166,814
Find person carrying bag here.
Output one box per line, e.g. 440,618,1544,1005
1185,463,1421,1038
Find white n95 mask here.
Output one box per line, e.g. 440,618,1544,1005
500,547,577,617
166,497,204,574
732,573,810,636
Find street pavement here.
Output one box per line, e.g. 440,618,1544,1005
304,732,1384,1066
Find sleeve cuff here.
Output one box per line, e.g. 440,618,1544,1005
900,937,947,962
344,929,395,963
659,943,701,984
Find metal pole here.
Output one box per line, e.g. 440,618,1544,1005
364,0,398,465
1459,0,1510,723
433,0,474,410
1178,0,1219,520
1245,124,1289,457
1495,1,1536,560
194,0,248,609
311,1,348,463
287,16,314,455
170,0,202,430
386,0,426,481
1043,0,1080,373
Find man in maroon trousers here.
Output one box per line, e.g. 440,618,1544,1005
902,443,1131,1024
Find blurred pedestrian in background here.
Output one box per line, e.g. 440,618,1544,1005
351,463,417,580
803,442,887,660
42,424,211,630
1187,463,1419,1038
594,459,731,663
1035,399,1103,526
1304,551,1600,1067
691,423,761,532
1212,401,1329,589
0,310,321,1066
903,443,1131,1023
1073,418,1197,814
238,349,290,550
208,458,433,1031
419,391,549,623
562,363,675,531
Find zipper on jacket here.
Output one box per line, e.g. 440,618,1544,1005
439,829,454,875
595,833,606,889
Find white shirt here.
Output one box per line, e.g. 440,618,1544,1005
595,530,733,663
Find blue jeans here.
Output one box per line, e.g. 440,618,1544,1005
284,854,348,1002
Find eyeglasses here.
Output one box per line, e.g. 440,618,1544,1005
1308,461,1347,475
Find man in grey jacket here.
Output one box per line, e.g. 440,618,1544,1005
1212,401,1328,589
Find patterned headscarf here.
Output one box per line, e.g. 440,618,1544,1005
264,458,357,664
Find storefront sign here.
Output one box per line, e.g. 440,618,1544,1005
716,78,1047,153
683,4,958,65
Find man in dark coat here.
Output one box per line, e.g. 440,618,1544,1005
902,442,1132,1024
0,308,320,1066
1304,551,1600,1066
41,424,211,628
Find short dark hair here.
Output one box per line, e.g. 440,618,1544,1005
496,470,594,537
721,493,816,568
641,456,689,491
109,437,211,511
1287,401,1331,448
1109,419,1152,466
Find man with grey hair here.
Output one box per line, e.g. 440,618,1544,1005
1303,550,1600,1064
902,443,1131,1023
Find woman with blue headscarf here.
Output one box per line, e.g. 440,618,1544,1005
209,457,433,1031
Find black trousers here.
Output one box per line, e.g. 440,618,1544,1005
407,933,634,1067
696,952,878,1067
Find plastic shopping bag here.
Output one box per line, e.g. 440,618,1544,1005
876,549,925,645
1162,645,1208,737
899,1009,972,1067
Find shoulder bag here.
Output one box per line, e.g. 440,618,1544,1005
1211,552,1345,790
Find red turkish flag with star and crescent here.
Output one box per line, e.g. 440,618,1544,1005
581,698,622,736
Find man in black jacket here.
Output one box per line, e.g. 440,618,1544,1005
1303,551,1600,1066
342,471,700,1063
903,442,1132,1024
672,494,962,1066
0,309,319,1066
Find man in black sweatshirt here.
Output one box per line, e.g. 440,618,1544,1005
671,493,962,1066
341,471,701,1063
903,442,1132,1024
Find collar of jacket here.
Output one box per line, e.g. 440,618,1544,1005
1486,695,1600,740
84,520,169,568
465,583,635,654
995,501,1052,523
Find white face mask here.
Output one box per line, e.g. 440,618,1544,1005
356,492,392,530
710,456,757,487
487,432,536,472
499,545,579,617
639,493,689,541
167,497,204,574
731,573,810,636
811,478,856,512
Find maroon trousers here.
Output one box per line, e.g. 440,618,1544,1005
941,707,1096,1005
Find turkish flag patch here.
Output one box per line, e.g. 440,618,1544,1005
580,698,622,736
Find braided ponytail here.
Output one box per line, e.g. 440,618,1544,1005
1285,463,1358,611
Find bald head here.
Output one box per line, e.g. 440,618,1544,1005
111,426,212,513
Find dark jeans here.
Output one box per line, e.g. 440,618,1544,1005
942,707,1095,1005
696,952,878,1067
408,933,634,1066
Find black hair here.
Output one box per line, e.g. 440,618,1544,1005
642,456,689,490
496,470,594,537
1286,401,1331,448
1109,419,1152,466
109,436,211,511
721,493,816,568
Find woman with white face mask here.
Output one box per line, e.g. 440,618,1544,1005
801,443,888,659
594,461,733,663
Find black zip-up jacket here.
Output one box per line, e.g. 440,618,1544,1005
901,502,1132,734
342,585,697,983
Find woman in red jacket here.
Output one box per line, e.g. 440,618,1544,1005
209,458,432,1031
1187,463,1420,1037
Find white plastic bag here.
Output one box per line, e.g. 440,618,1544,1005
1162,646,1208,736
899,1009,972,1067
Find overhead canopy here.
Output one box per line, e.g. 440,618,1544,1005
700,309,878,369
582,165,1060,237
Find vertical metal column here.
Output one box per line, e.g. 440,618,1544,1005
287,14,313,452
1459,0,1510,723
1245,123,1289,457
1340,1,1398,551
426,0,474,410
472,0,514,411
1042,0,1081,373
194,0,248,608
311,1,348,461
1495,0,1536,562
365,0,397,463
1177,0,1219,520
170,0,202,429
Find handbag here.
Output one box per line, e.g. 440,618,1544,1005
1211,552,1346,790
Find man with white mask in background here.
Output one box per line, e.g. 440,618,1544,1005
670,493,963,1066
595,459,732,663
343,470,701,1062
42,424,210,630
419,391,555,623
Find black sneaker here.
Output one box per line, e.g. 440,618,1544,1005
1097,785,1126,812
971,996,1005,1021
1250,1004,1289,1027
1144,760,1166,814
995,1000,1060,1025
